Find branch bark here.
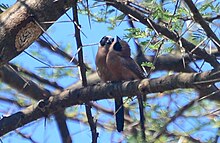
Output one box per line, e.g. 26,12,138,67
0,0,71,67
0,65,72,143
0,65,50,100
1,69,220,136
72,0,98,142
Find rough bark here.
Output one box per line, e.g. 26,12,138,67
0,0,71,67
0,65,72,143
1,69,220,136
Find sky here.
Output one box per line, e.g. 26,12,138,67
1,0,219,143
0,0,139,143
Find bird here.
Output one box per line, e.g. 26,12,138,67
96,36,146,135
95,36,114,82
106,36,146,135
96,36,125,132
106,36,146,80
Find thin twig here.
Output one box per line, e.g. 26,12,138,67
105,0,220,68
72,1,98,143
127,16,146,141
15,130,37,143
9,63,64,90
184,0,220,51
153,98,197,140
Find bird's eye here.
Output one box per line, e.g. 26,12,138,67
106,38,114,45
100,36,114,46
100,36,109,46
113,41,122,51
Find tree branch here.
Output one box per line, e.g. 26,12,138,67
105,0,220,68
0,65,50,100
1,69,220,136
0,65,72,143
9,63,64,90
184,0,220,51
0,0,72,67
72,1,98,142
36,38,91,70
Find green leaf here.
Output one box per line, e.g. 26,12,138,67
0,3,9,13
141,62,155,69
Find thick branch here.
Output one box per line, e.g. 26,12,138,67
0,0,71,67
54,111,72,143
0,65,50,100
1,69,220,136
0,65,71,143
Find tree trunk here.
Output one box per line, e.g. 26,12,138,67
0,0,71,67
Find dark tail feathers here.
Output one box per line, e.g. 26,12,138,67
115,98,124,132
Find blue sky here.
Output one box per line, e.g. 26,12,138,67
0,0,139,142
1,0,220,142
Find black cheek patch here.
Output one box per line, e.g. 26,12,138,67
113,42,122,51
100,36,108,46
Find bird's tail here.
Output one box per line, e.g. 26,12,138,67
137,94,146,141
115,97,124,132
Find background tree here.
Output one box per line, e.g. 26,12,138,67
0,0,220,142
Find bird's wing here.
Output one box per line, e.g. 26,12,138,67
122,57,146,79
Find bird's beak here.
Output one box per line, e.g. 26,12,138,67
116,36,121,43
106,37,114,45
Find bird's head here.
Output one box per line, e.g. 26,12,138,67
99,36,114,51
110,36,131,56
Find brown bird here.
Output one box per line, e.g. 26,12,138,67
96,36,145,135
106,36,146,137
95,36,114,82
106,36,145,80
96,36,125,132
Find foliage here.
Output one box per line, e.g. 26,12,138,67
0,3,9,13
1,0,220,143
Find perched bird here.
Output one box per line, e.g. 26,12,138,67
95,36,114,82
106,36,146,80
106,36,146,135
96,36,146,135
96,36,125,132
